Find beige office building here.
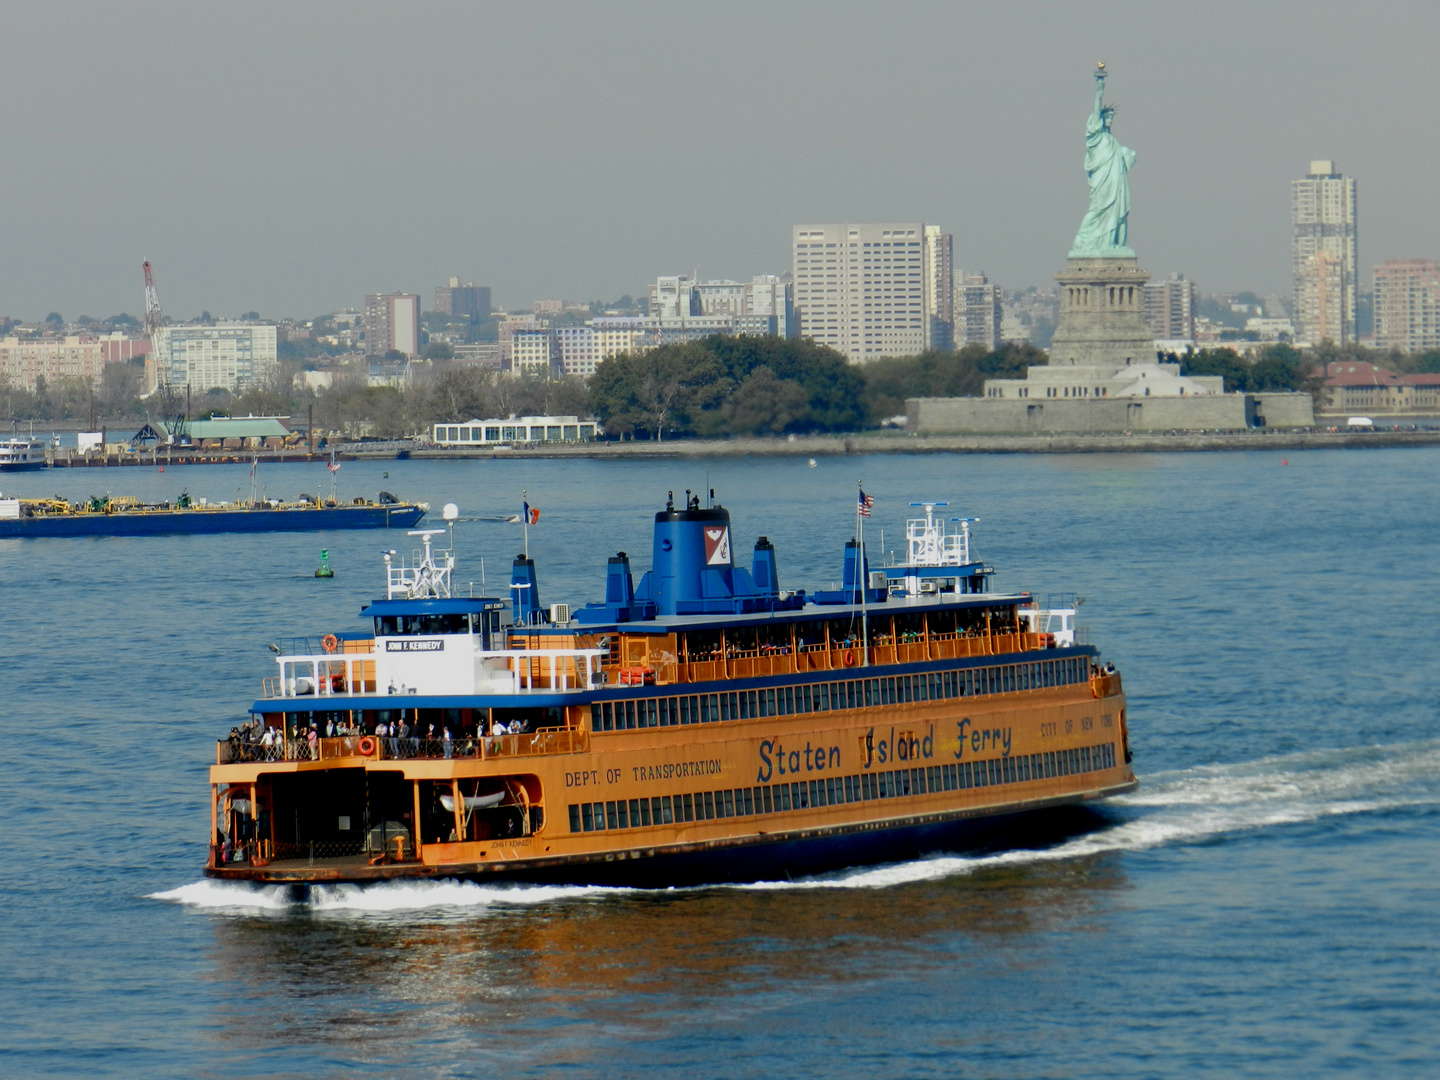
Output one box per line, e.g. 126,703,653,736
1374,259,1440,353
1292,161,1357,344
0,336,106,391
792,223,927,361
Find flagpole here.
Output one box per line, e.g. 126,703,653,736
858,479,868,668
522,488,529,559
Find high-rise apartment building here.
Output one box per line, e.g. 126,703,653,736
1296,251,1347,347
364,293,421,356
434,278,491,318
1144,273,1196,341
0,336,106,391
923,226,954,350
1374,259,1440,353
1292,160,1357,344
954,273,1001,350
146,324,278,394
792,223,927,362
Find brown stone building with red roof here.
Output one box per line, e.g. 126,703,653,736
1320,361,1440,417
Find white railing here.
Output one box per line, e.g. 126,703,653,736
262,646,607,699
1018,605,1077,647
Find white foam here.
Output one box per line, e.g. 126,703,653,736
149,879,295,911
307,878,631,912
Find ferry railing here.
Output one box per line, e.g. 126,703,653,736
216,728,589,766
262,646,604,700
673,631,1055,683
1091,671,1121,698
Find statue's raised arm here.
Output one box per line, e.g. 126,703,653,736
1070,64,1136,258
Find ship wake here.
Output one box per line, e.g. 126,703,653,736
747,738,1440,891
150,740,1440,912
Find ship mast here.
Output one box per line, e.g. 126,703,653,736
857,479,868,667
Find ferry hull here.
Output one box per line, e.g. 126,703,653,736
206,785,1134,889
0,504,425,537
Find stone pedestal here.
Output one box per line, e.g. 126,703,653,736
1047,257,1154,370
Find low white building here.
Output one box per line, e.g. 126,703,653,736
431,415,602,446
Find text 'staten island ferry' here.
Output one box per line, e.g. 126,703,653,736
207,492,1135,887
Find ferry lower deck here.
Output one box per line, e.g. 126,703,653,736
207,660,1134,887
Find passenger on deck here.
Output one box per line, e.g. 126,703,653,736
306,726,319,756
442,727,453,758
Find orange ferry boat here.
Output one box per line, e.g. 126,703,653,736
206,492,1135,888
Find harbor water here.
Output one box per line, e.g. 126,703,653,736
2,448,1438,1077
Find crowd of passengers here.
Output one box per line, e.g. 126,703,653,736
223,713,540,762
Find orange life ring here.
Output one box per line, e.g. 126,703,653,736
321,634,339,653
357,736,376,756
843,649,856,667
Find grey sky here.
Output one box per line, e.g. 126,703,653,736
5,1,1437,321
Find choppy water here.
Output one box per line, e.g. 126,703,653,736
3,448,1439,1077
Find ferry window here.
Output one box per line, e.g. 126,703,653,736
375,616,399,636
742,788,754,815
762,786,774,813
661,796,674,824
877,772,889,798
591,704,603,731
681,793,695,822
843,775,854,802
806,780,819,807
799,685,810,713
593,802,607,828
606,802,618,829
794,782,808,809
973,761,988,788
569,805,581,832
1081,747,1092,772
708,694,720,722
824,777,836,804
720,695,732,722
702,791,715,819
783,687,794,715
636,798,651,826
616,800,629,828
776,784,788,811
746,690,759,718
679,697,691,725
656,699,668,726
581,804,594,831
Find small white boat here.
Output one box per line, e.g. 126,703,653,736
439,791,506,812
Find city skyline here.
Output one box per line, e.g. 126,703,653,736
3,3,1439,321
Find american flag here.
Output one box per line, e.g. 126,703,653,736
328,461,341,473
857,488,874,517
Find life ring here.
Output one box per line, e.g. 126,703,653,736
321,634,339,653
357,736,376,756
843,649,856,667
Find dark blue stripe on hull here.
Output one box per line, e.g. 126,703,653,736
0,506,425,537
446,803,1109,889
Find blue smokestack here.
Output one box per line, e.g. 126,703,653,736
752,536,779,597
510,554,544,625
605,551,635,606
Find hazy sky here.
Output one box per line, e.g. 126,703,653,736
5,1,1439,321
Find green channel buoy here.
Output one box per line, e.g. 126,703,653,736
315,549,334,578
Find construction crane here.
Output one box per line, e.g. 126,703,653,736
142,260,187,443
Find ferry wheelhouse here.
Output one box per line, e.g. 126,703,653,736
206,494,1135,887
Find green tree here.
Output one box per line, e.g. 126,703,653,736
422,339,455,361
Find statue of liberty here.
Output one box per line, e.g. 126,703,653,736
1070,63,1136,257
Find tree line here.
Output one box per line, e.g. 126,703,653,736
0,335,1373,437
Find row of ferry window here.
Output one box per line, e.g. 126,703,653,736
568,741,1118,833
591,657,1092,732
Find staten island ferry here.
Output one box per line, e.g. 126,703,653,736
206,493,1135,887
